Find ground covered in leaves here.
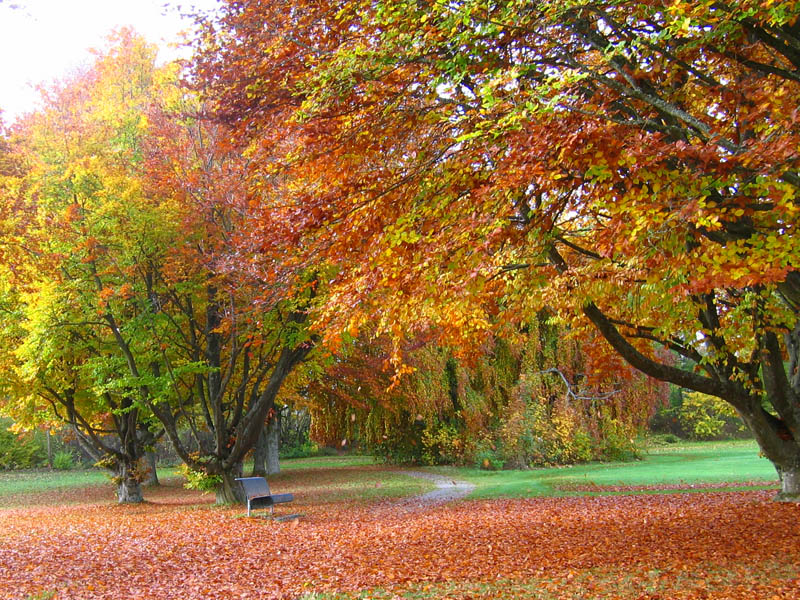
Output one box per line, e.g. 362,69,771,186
1,466,798,600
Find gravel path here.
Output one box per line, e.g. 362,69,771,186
394,470,475,508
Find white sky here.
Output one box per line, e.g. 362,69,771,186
0,0,220,125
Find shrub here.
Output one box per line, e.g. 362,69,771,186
594,416,641,462
179,464,222,492
0,422,47,469
280,440,319,459
421,421,463,465
473,440,504,470
52,450,75,471
679,392,744,440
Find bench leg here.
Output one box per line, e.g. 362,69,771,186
247,500,252,518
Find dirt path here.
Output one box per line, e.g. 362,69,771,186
395,470,475,508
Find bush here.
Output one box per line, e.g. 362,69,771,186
474,441,504,470
594,417,641,462
52,450,75,470
179,464,222,492
280,440,319,459
421,421,463,465
368,412,427,464
0,421,47,470
679,392,745,440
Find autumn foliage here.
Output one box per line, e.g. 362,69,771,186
0,471,798,599
306,320,667,467
192,0,800,498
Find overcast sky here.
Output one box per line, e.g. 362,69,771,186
0,0,220,125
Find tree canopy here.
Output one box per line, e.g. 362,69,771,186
0,28,316,503
2,1,799,502
192,0,800,498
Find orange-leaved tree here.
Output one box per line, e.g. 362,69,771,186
140,89,318,503
304,318,666,466
194,1,800,499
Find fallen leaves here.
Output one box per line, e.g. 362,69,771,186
0,471,798,599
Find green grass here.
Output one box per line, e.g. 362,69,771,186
423,439,779,499
0,441,780,502
0,468,110,497
273,466,434,504
279,455,376,470
0,455,384,502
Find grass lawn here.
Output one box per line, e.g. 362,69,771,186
280,454,376,470
0,455,425,509
422,439,779,499
0,468,110,497
0,440,779,503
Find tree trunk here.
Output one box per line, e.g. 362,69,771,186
266,409,280,475
251,424,268,477
142,451,159,486
115,461,144,503
776,462,800,501
252,397,281,476
46,429,53,469
215,463,245,504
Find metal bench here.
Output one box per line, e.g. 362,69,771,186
235,476,294,517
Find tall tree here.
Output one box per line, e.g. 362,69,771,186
195,1,800,499
141,94,317,503
0,29,168,502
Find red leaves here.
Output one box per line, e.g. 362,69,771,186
1,474,798,600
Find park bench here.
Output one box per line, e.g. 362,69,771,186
235,476,294,517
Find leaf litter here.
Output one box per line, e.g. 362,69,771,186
0,469,798,599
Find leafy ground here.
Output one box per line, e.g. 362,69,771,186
1,444,798,600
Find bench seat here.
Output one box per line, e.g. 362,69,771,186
235,476,294,517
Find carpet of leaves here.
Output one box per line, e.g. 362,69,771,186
1,468,798,600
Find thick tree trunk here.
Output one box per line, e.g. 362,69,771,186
573,289,800,503
774,458,800,501
251,398,281,476
115,461,144,504
779,466,800,500
215,463,245,504
266,410,280,476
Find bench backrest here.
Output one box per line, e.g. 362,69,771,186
235,477,271,499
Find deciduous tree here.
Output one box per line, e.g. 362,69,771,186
141,91,317,503
0,29,168,502
195,1,800,499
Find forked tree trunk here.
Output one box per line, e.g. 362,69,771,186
215,463,245,505
115,461,144,504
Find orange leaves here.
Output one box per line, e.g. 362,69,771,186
97,287,115,301
1,480,799,600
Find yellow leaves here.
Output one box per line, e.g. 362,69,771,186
695,213,721,230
